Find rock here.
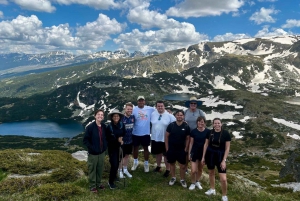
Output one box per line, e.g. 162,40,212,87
71,150,88,162
280,151,300,182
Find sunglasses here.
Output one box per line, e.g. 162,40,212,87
158,114,162,121
190,102,197,105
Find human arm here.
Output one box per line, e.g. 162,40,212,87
185,135,190,153
83,126,92,150
220,141,230,171
201,139,209,165
188,137,194,161
165,131,169,152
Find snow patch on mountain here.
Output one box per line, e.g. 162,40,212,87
200,96,243,109
273,118,300,131
212,76,236,90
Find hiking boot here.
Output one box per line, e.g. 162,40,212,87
123,169,132,178
119,171,125,179
205,188,216,195
98,184,105,190
195,181,203,190
144,164,149,172
169,177,176,186
222,196,228,201
90,187,98,193
180,180,187,188
163,170,170,177
131,162,138,171
189,183,196,190
108,182,117,190
153,166,161,172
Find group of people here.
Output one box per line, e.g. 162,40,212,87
83,96,231,201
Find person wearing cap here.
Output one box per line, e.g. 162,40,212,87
106,109,126,189
119,102,135,179
131,95,155,172
151,100,176,177
83,109,107,193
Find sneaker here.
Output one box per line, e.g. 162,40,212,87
144,164,149,172
108,182,117,190
163,170,170,177
98,184,105,190
185,169,189,175
90,187,98,193
180,180,187,188
119,171,125,179
189,183,196,190
222,196,228,201
123,169,132,178
205,188,216,195
153,166,161,172
195,181,203,190
169,177,176,186
131,162,138,171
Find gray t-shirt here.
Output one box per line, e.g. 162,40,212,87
184,109,205,130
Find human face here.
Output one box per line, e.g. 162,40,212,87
137,99,145,108
112,114,120,124
197,119,206,129
189,102,197,110
156,103,165,114
175,112,184,122
95,111,104,123
213,119,222,131
125,106,133,116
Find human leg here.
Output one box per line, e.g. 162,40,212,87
87,154,98,189
219,173,227,196
96,152,105,187
108,150,119,185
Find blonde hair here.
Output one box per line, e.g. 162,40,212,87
125,102,134,108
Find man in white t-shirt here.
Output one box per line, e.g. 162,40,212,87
131,96,155,172
151,100,176,177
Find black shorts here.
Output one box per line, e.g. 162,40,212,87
132,134,151,147
205,148,226,173
122,143,133,155
151,140,166,155
190,146,204,162
166,149,187,165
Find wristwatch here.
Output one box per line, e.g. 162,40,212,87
223,159,227,162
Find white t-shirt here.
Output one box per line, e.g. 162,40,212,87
151,110,176,142
132,105,155,136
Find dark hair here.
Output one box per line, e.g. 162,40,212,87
196,116,206,124
212,118,222,124
94,109,104,116
174,110,184,115
110,113,121,122
155,100,164,106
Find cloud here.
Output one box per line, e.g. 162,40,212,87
249,7,279,24
257,0,277,2
166,0,244,18
53,0,120,9
213,33,251,42
282,19,300,29
254,26,289,37
0,14,124,53
11,0,56,12
0,0,8,4
0,11,3,18
114,25,208,53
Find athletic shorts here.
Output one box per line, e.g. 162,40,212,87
122,143,133,155
205,149,226,173
132,134,151,147
151,140,166,155
190,146,204,162
166,149,187,165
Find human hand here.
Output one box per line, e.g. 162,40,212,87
220,160,226,171
118,137,123,145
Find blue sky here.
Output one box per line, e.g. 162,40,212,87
0,0,299,54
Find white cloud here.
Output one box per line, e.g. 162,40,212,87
213,33,251,42
53,0,120,9
166,0,244,18
0,14,124,53
249,7,279,24
12,0,56,12
254,26,289,37
258,0,277,2
0,11,3,18
282,19,300,29
0,0,8,4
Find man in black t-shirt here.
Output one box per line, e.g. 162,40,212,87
165,110,190,188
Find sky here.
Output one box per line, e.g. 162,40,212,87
0,0,299,55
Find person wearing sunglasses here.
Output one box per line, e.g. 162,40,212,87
150,100,176,177
201,118,231,201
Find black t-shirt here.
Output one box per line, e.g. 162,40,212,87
190,128,210,152
206,129,231,151
166,122,190,150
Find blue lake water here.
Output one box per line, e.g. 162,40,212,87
0,119,84,138
164,93,192,101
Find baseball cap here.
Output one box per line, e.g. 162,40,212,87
137,96,145,100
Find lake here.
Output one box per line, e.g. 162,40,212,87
0,119,84,138
164,93,192,101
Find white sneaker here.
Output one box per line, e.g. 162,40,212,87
222,196,228,201
131,162,138,171
119,171,125,179
195,181,203,190
144,164,149,172
189,183,195,190
123,169,132,178
169,177,176,186
205,188,216,195
180,180,187,188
